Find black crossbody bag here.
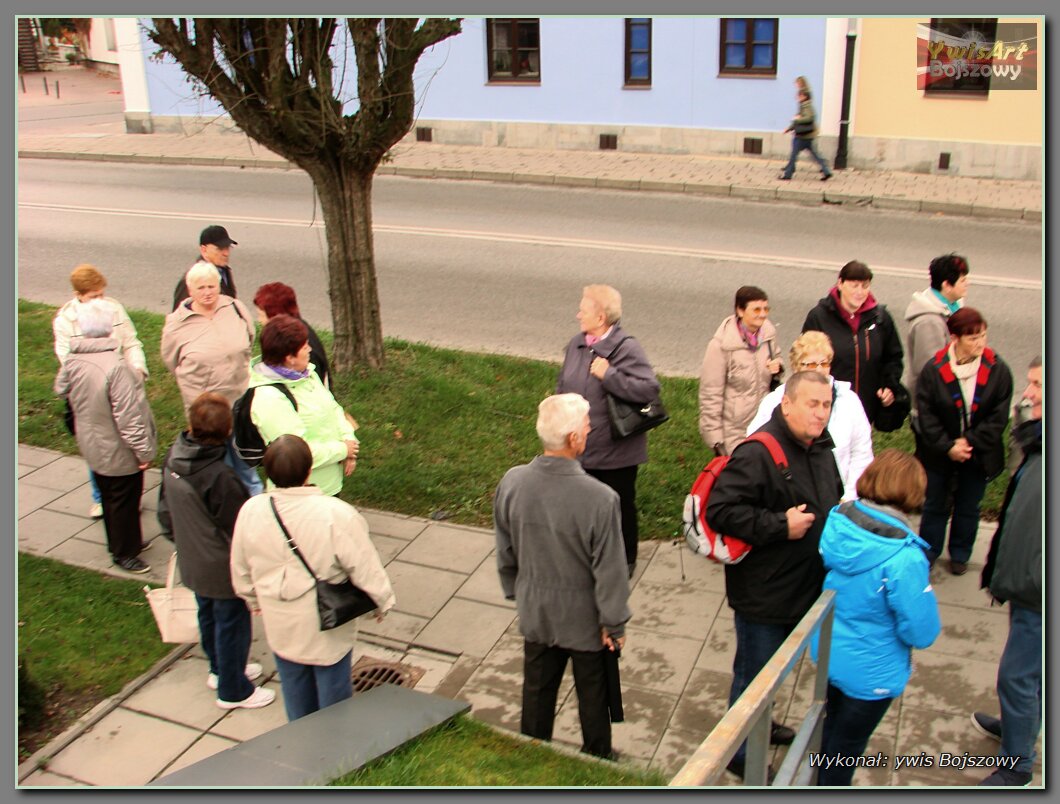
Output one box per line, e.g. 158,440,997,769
269,498,377,630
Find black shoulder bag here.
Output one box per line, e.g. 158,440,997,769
269,497,377,630
595,335,669,439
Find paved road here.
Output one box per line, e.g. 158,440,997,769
17,160,1042,377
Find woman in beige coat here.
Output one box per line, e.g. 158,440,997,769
698,286,783,456
161,260,261,494
230,435,395,722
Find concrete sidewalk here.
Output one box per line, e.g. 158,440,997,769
16,443,1041,788
17,66,1042,223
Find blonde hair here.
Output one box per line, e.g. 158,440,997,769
70,264,106,295
582,285,622,326
790,331,834,369
185,260,221,287
536,393,590,450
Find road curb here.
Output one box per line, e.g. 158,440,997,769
17,150,1040,222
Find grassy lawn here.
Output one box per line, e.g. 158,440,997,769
17,299,1008,527
17,553,174,761
331,715,667,787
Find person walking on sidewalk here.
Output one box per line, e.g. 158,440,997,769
802,260,905,427
813,450,941,786
779,76,832,182
915,308,1013,575
971,356,1042,787
903,253,970,434
172,225,240,311
54,299,157,574
161,392,274,711
54,264,149,520
494,393,631,761
706,371,843,780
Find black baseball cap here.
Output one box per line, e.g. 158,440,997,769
200,225,238,248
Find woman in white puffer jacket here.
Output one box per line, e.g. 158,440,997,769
746,331,873,501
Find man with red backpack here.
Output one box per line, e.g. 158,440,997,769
705,371,843,780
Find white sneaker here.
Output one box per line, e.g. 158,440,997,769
89,502,103,519
216,685,275,710
207,662,263,690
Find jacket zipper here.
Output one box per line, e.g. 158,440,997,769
853,332,860,394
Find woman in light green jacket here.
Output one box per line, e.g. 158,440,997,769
248,315,359,496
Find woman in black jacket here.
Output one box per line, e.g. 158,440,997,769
915,308,1013,575
802,261,904,425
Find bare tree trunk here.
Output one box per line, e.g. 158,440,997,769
305,160,384,371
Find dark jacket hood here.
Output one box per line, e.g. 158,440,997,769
166,431,229,477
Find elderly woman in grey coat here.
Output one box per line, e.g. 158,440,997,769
557,284,661,578
55,299,158,574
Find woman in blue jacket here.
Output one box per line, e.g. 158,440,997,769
813,449,941,785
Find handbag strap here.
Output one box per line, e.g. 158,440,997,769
269,497,320,582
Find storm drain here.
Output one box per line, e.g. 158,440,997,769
350,657,425,694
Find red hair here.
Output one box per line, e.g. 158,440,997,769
260,315,309,366
253,282,301,319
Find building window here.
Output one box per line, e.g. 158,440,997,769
625,18,652,86
487,18,540,82
719,18,778,75
923,18,998,95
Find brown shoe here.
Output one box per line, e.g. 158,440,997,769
949,560,968,576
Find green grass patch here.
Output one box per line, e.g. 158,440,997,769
331,715,667,787
18,299,1008,525
17,552,173,758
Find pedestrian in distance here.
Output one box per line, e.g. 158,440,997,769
172,225,240,311
903,253,970,434
699,285,783,457
54,299,157,574
705,370,844,780
246,315,359,497
53,263,149,519
802,260,905,427
556,284,662,578
161,392,273,711
746,330,873,501
813,449,941,786
915,307,1013,575
494,393,631,761
161,260,262,496
779,76,832,182
230,435,395,722
972,356,1042,787
253,282,332,389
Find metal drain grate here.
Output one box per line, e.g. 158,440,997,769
350,658,425,694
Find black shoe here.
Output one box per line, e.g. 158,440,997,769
970,712,1002,742
114,556,151,574
778,175,792,181
980,768,1032,786
726,757,776,783
627,562,636,580
949,560,969,576
821,173,832,182
770,721,795,746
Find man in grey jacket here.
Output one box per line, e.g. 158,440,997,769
494,393,631,760
903,253,970,430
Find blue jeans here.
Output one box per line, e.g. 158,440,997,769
782,137,832,179
817,684,893,785
919,461,988,564
728,613,795,763
274,650,353,722
998,605,1041,773
196,595,254,704
224,436,264,496
88,469,101,504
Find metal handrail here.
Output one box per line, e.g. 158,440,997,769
669,589,836,787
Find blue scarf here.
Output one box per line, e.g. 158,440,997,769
267,365,310,381
931,288,962,315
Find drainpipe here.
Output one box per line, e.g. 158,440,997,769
834,19,857,170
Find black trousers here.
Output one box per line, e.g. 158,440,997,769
521,640,612,758
94,471,144,561
585,465,639,567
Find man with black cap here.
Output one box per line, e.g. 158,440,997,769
172,225,240,311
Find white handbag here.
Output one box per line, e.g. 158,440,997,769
144,553,200,644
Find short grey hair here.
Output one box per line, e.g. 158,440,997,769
185,260,221,287
536,393,590,450
77,298,114,338
582,284,622,325
784,369,831,400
